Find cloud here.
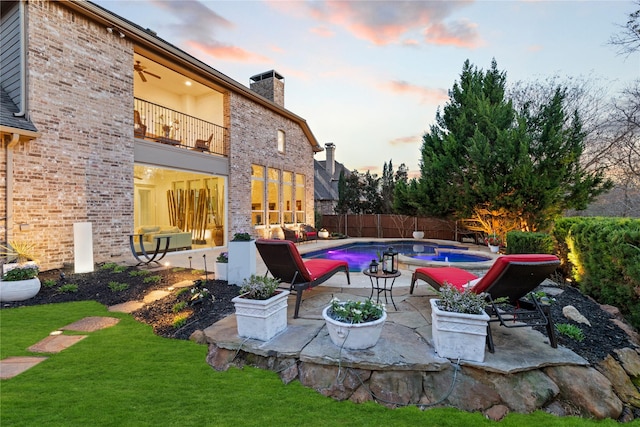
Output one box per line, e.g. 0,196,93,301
423,20,482,48
527,44,543,52
389,135,421,146
150,0,270,63
310,26,335,38
186,41,270,63
385,80,449,104
272,0,475,47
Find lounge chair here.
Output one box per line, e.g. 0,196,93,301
410,254,561,351
255,239,350,318
282,226,302,243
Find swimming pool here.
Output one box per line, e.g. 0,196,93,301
301,240,493,272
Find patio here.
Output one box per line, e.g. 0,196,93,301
158,239,632,419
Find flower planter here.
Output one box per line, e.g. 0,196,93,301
430,298,489,362
228,240,256,285
318,230,329,239
215,262,228,281
322,305,387,349
0,278,41,302
232,289,290,341
412,231,424,239
488,245,500,253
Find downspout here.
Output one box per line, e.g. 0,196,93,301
13,0,26,118
5,134,19,246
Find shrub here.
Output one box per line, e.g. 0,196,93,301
108,281,129,292
2,265,38,281
231,232,252,241
58,284,79,293
239,275,280,300
143,275,161,284
506,231,554,254
327,298,384,324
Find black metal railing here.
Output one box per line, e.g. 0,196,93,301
134,98,228,156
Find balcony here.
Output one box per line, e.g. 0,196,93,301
134,98,228,156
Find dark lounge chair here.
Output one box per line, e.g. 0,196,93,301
410,254,561,352
256,239,350,318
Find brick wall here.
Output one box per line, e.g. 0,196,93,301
228,93,315,239
11,1,134,270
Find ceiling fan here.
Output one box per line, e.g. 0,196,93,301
134,61,161,82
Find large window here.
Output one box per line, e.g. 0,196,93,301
251,165,265,225
267,168,280,224
134,164,226,248
295,174,305,223
283,171,293,223
251,164,306,227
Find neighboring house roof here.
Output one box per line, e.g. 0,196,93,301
65,0,323,153
0,85,39,135
314,159,349,201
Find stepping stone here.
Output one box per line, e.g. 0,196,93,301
171,280,195,289
143,290,170,303
109,301,145,313
61,316,120,332
0,356,48,379
28,335,87,354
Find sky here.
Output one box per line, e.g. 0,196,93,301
94,0,639,177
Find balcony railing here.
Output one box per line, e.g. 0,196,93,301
134,98,228,156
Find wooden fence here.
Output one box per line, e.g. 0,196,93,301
320,214,463,241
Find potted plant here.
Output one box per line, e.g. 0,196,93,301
231,275,289,341
318,228,330,239
228,232,256,285
0,241,41,302
412,230,424,239
485,233,502,253
322,297,387,349
430,284,491,362
215,252,228,281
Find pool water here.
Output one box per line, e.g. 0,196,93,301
302,241,490,272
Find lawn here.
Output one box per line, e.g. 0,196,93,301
0,302,620,426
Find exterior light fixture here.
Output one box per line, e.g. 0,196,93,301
382,247,398,274
369,259,378,274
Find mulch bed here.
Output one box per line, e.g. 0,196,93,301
1,264,239,341
1,263,637,364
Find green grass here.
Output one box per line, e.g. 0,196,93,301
0,303,619,426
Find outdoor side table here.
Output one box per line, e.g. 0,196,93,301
364,269,401,310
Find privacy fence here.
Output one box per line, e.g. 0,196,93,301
320,214,468,241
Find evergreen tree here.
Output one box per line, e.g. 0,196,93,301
408,59,611,231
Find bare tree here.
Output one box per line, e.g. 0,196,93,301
609,1,640,57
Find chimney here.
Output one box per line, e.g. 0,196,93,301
249,70,284,107
325,143,336,178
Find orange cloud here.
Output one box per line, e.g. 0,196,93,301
423,21,482,48
385,80,449,104
270,0,475,47
389,135,421,146
310,26,335,38
187,40,270,63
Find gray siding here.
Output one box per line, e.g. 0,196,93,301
0,1,22,106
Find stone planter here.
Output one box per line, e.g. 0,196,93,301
488,245,500,253
232,289,290,341
0,277,41,302
318,230,329,239
228,240,256,285
412,231,424,239
322,305,387,350
430,298,489,362
215,262,227,281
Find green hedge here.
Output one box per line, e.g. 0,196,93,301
553,217,640,329
506,231,555,254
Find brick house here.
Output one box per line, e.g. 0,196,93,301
0,0,322,271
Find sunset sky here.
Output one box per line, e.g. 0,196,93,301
95,0,639,177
